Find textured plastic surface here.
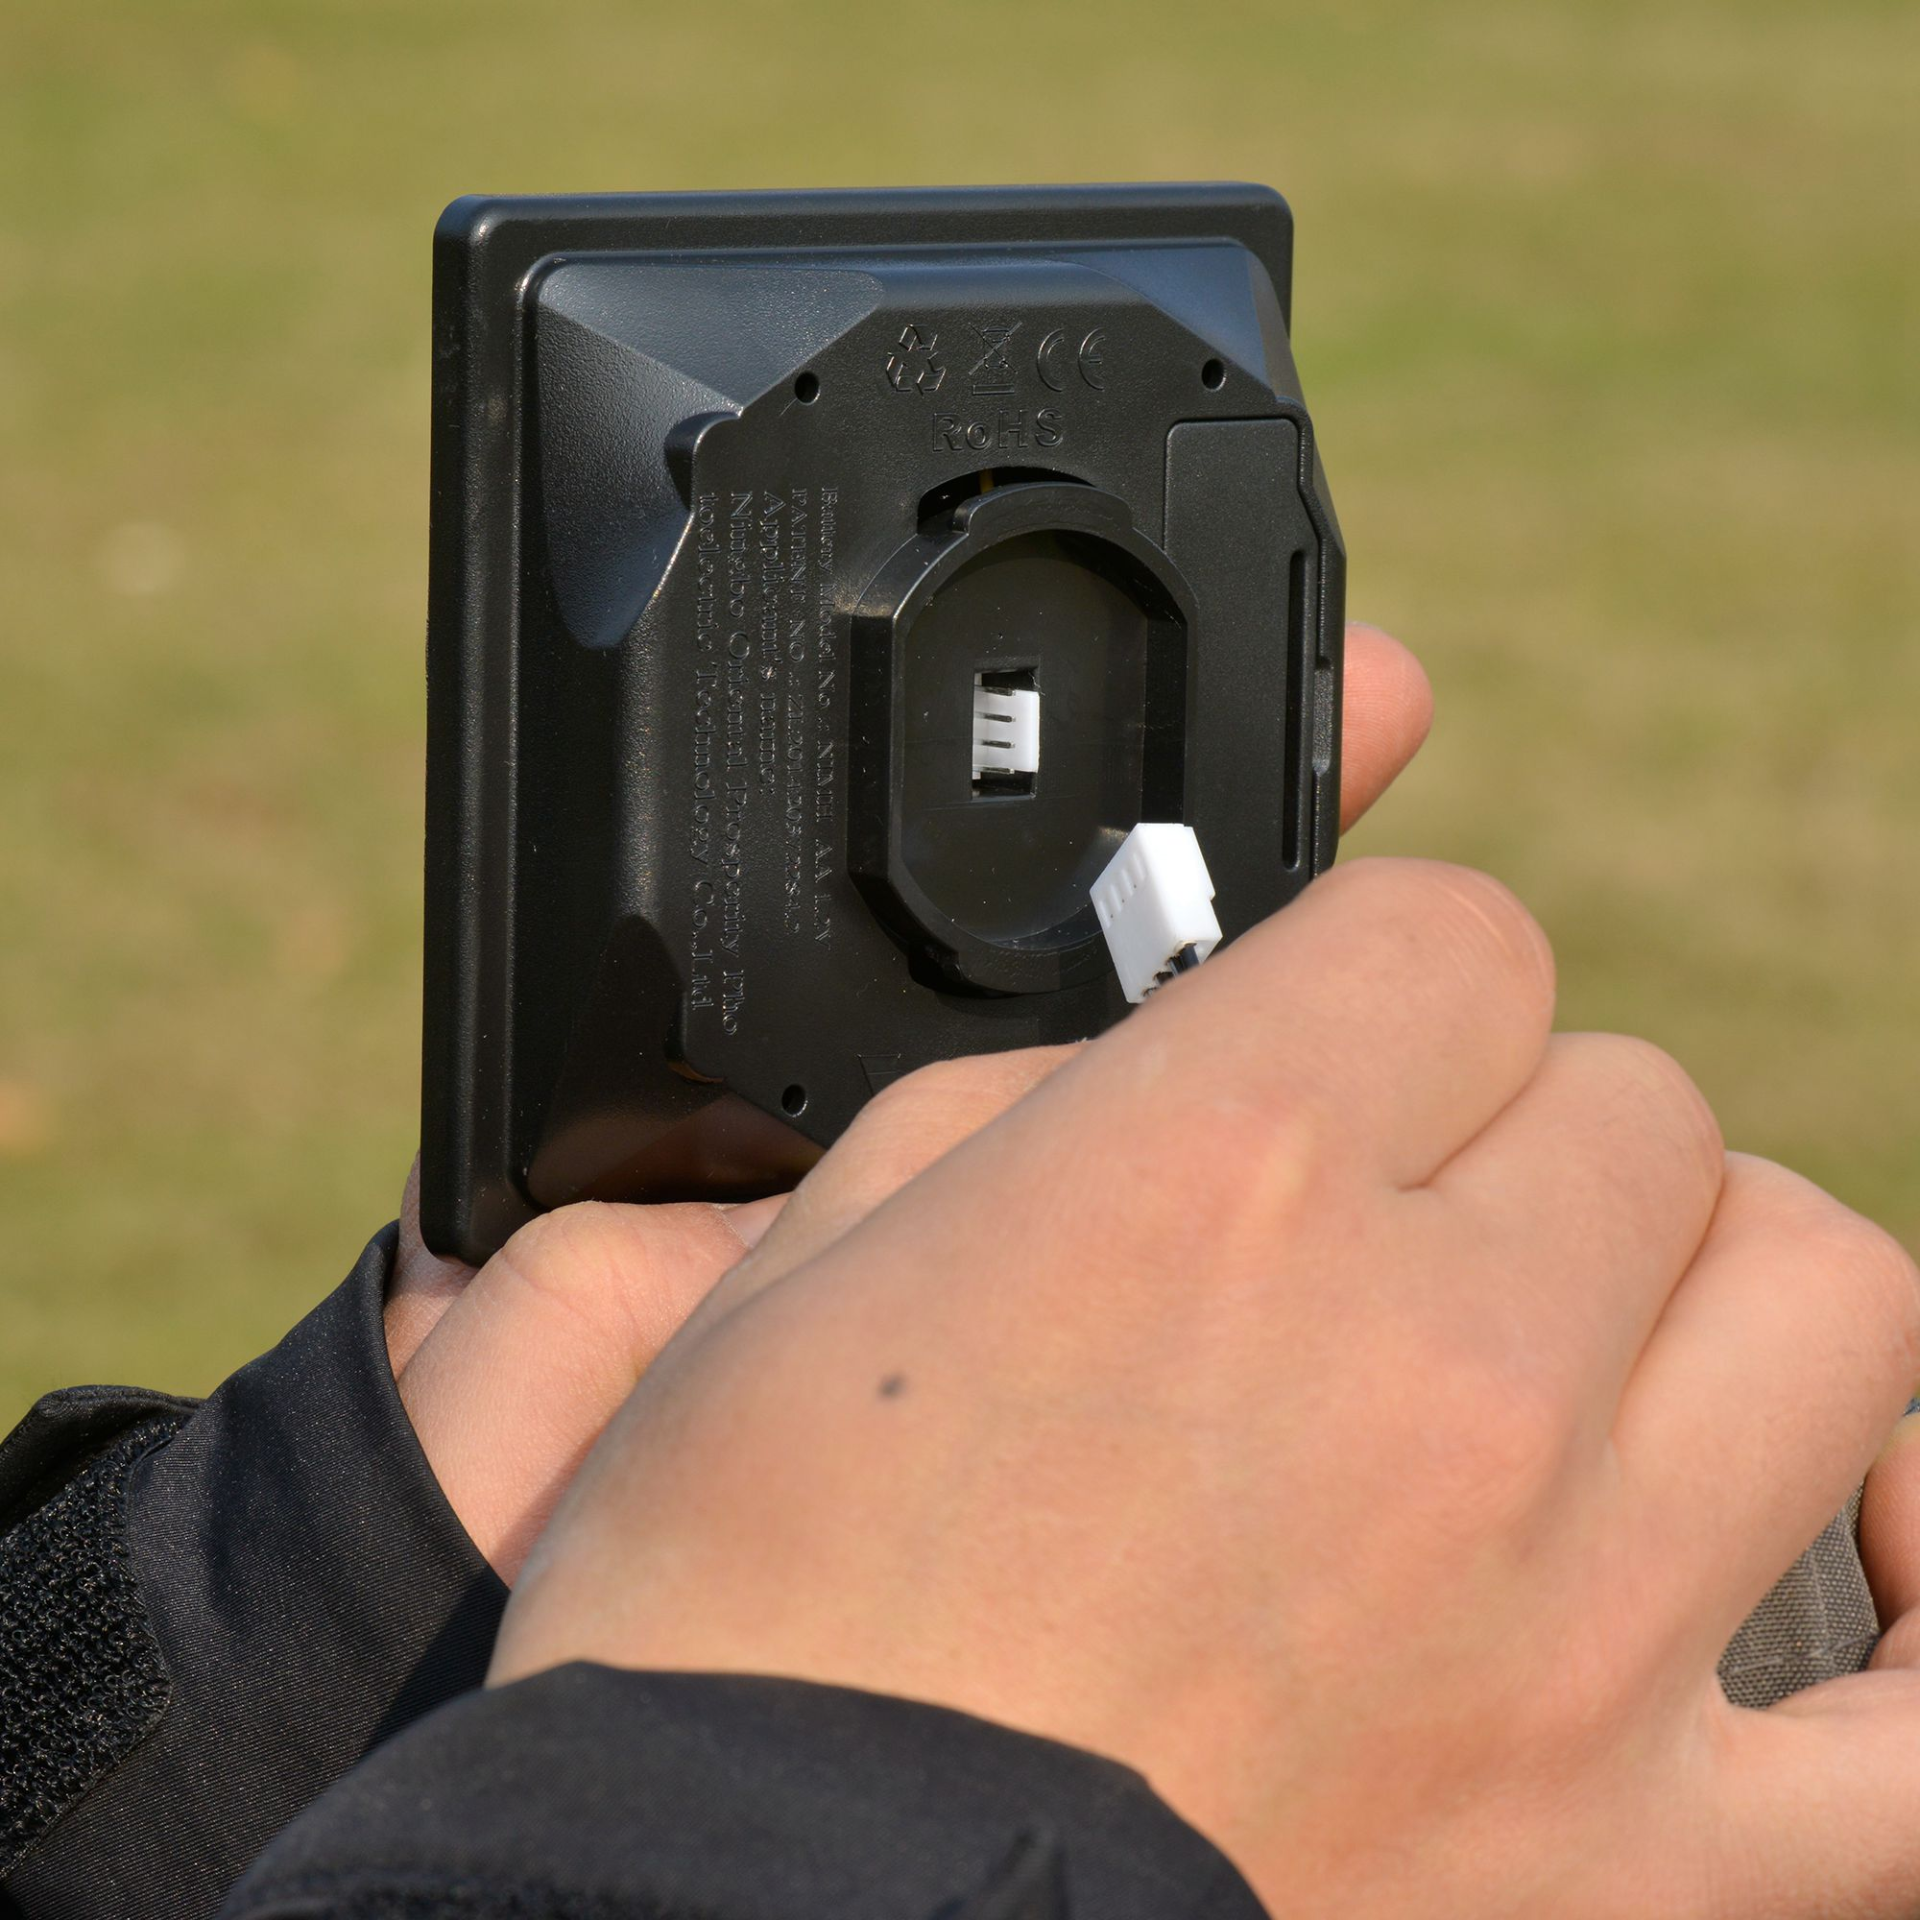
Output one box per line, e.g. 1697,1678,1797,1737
421,184,1345,1261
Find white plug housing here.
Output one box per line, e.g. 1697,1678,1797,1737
972,677,1041,782
1091,823,1222,1004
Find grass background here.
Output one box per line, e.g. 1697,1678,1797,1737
1,0,1914,1420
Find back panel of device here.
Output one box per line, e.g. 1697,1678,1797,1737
422,184,1344,1263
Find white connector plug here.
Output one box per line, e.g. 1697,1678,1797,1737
972,676,1041,784
1091,823,1222,1004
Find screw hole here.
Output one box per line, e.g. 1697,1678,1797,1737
781,1083,809,1116
1200,358,1226,390
793,371,821,404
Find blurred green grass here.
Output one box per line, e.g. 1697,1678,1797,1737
1,0,1914,1420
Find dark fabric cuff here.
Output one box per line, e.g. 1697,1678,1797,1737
225,1665,1268,1920
3,1226,508,1920
0,1408,192,1876
0,1382,201,1536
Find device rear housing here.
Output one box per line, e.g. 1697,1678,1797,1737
422,183,1345,1263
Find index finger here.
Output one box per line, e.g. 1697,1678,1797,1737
1081,856,1558,1191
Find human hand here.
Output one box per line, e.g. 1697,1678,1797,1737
387,621,1433,1580
1855,1395,1920,1668
491,855,1920,1918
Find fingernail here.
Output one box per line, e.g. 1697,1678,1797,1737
722,1193,788,1251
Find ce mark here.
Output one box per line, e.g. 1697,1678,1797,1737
1036,326,1109,393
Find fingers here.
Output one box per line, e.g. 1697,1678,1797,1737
396,1198,753,1579
770,857,1560,1369
1427,1033,1725,1398
718,1192,789,1252
1095,856,1558,1190
1718,1669,1920,1915
1617,1154,1920,1647
693,1046,1081,1325
1861,1411,1920,1656
386,1156,478,1374
1339,623,1433,832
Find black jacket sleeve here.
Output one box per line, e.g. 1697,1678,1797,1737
0,1227,508,1920
221,1665,1270,1920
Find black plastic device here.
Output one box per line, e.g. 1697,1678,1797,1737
421,184,1345,1264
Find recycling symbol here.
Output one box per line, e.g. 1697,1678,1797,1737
884,324,946,395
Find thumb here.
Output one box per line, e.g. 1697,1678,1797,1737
1861,1407,1920,1666
1729,1666,1920,1914
397,1198,755,1580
